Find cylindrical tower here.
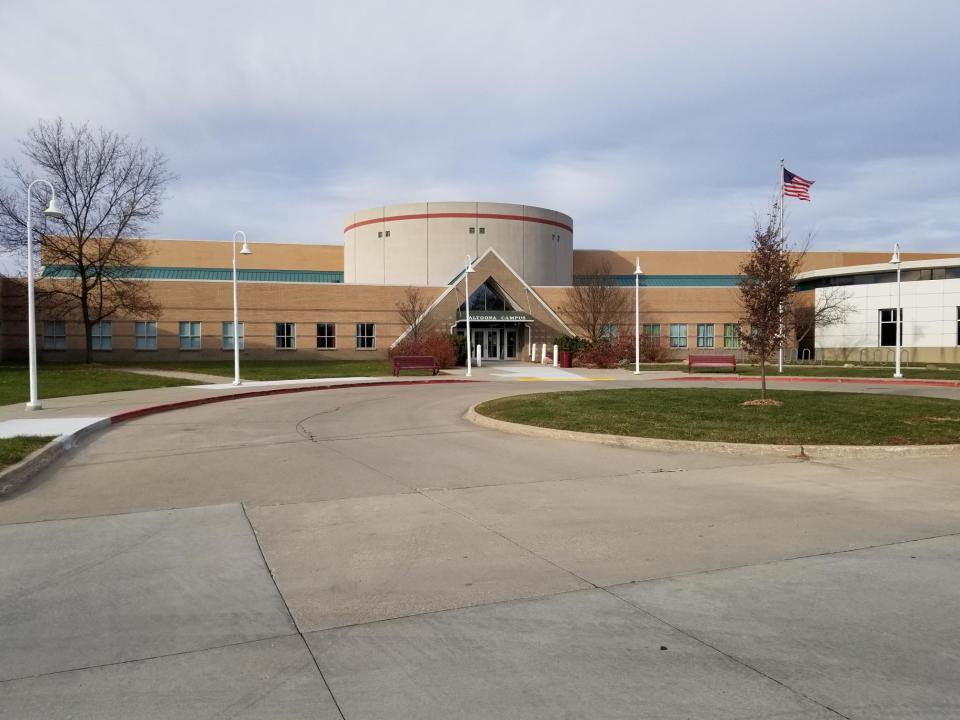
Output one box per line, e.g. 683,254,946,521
343,201,573,286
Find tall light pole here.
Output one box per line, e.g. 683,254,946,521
232,231,252,386
890,243,902,379
464,255,475,377
24,180,63,411
633,257,643,374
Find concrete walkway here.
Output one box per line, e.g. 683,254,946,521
1,374,959,718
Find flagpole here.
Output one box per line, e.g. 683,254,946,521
778,158,785,374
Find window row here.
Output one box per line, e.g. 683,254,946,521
641,323,742,349
42,321,377,351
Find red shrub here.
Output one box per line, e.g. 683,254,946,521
574,332,635,368
388,332,458,368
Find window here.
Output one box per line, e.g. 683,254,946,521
879,308,902,347
43,320,66,350
134,321,157,350
723,323,741,349
479,227,485,234
462,281,509,312
275,322,296,350
179,321,201,350
600,323,619,339
222,321,244,350
642,323,661,339
317,322,336,349
385,230,390,237
669,323,688,349
696,324,715,348
469,227,476,234
356,322,376,349
91,321,112,351
377,231,382,238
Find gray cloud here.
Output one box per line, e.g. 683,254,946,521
1,0,958,256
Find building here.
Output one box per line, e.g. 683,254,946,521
1,200,957,363
797,257,960,364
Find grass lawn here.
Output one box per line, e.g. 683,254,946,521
476,388,960,445
0,363,198,407
732,365,960,381
0,436,55,471
120,359,418,380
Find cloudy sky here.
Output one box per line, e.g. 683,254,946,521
1,1,958,254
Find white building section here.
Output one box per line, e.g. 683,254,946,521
342,201,574,287
798,258,960,364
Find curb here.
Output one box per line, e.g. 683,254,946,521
666,375,960,388
0,378,479,498
0,418,111,498
463,405,960,459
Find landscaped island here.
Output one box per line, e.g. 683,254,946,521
475,389,960,445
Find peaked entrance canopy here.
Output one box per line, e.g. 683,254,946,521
390,247,575,361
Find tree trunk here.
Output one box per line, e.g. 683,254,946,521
760,357,767,400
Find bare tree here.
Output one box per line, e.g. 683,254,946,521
788,286,853,350
737,201,805,399
396,286,430,340
561,260,628,343
0,118,175,362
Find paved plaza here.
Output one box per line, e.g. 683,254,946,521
1,373,959,718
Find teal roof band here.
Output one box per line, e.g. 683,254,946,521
577,274,742,287
41,265,344,284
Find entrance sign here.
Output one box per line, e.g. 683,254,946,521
457,310,532,323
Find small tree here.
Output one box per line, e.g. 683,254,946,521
737,202,805,399
788,286,853,351
0,118,174,362
396,286,430,340
561,260,628,343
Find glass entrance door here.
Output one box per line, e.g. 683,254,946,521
504,329,517,360
471,329,501,361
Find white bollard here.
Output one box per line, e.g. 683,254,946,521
531,343,537,363
553,344,559,367
541,343,547,365
477,344,482,368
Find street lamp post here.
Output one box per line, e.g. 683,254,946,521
890,243,902,379
24,180,63,411
232,231,252,386
464,255,475,377
633,257,643,374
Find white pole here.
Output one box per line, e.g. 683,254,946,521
634,256,641,374
477,343,482,368
541,342,547,365
25,182,41,410
465,256,472,377
232,231,244,386
894,243,902,378
778,159,785,375
553,344,558,367
531,342,537,363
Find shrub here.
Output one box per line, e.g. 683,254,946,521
388,332,458,368
639,333,671,363
555,335,587,353
573,332,635,368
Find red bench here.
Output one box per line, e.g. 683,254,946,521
391,355,440,376
688,354,737,374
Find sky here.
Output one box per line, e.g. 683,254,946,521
1,0,958,255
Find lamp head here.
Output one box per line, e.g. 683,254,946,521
43,194,63,220
890,243,901,265
465,255,475,273
240,242,252,255
634,256,643,276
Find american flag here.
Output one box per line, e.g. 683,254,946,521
783,168,814,201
